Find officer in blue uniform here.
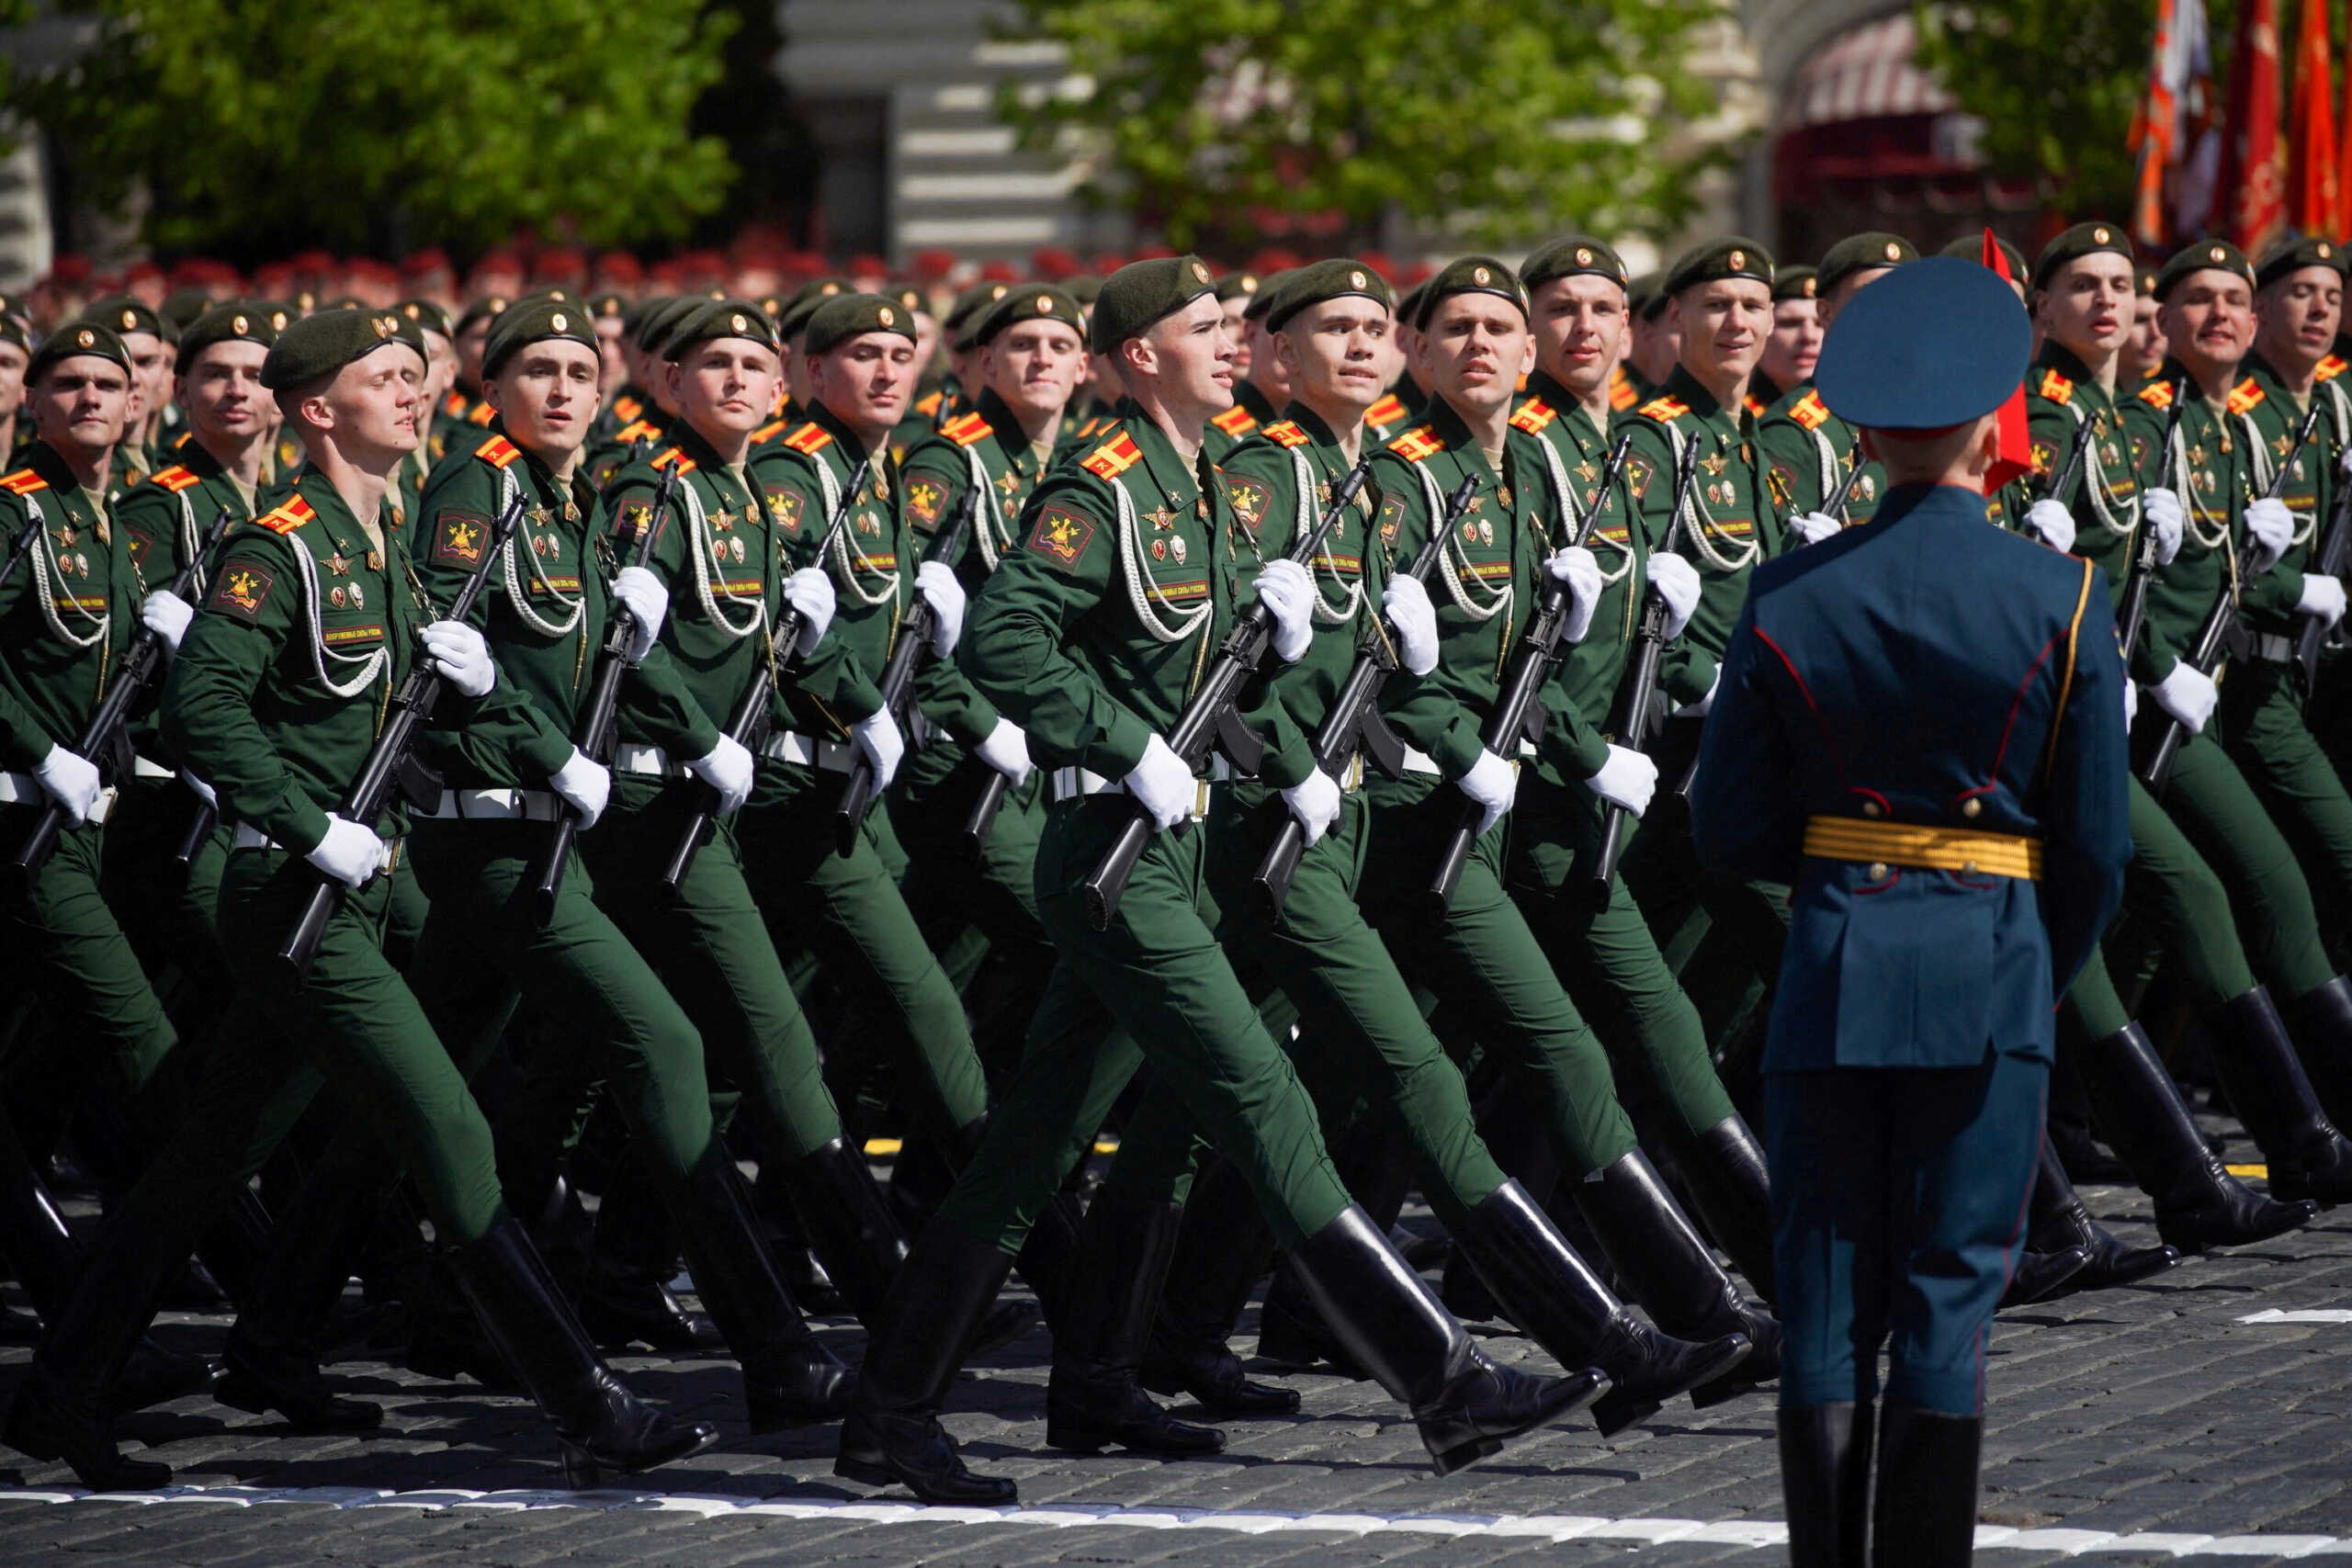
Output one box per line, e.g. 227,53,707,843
1690,256,2131,1567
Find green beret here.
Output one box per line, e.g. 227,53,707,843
396,298,453,339
665,298,781,361
1264,258,1394,332
1661,237,1775,298
1090,254,1218,355
1064,275,1104,308
483,295,602,377
2137,265,2159,297
2030,221,2132,290
1937,233,2030,288
0,314,26,355
454,294,513,334
589,290,628,319
1772,266,1819,303
1214,271,1263,305
177,304,278,368
948,282,1016,352
161,288,213,331
261,307,423,390
247,299,298,335
1394,280,1430,331
803,292,919,355
974,285,1086,347
89,294,170,345
1629,272,1669,322
636,297,699,356
1413,255,1527,330
1241,270,1295,323
1815,232,1917,299
777,276,853,343
28,320,133,382
2154,238,2255,300
1521,235,1632,293
2256,234,2348,289
884,283,930,321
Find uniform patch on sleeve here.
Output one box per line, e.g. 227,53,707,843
1623,452,1657,502
123,524,156,570
1027,504,1096,568
209,558,276,621
766,488,804,534
1226,474,1273,530
434,510,491,567
1765,463,1797,511
1374,492,1407,544
905,476,947,527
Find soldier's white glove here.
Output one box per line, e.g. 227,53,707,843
141,589,193,655
33,745,102,825
973,716,1034,786
1647,553,1702,642
1584,744,1658,818
1455,748,1517,838
1674,666,1720,718
1381,574,1439,676
2149,661,2218,734
2245,497,2293,571
687,734,755,816
1280,767,1343,847
609,566,668,662
180,770,216,808
306,813,386,888
853,708,904,793
2143,488,2185,567
916,560,966,657
423,620,496,698
2298,573,2347,628
2026,499,2076,556
2123,678,2138,728
786,567,835,656
1124,733,1195,832
1255,558,1315,663
1545,545,1604,644
1790,511,1841,547
549,747,610,829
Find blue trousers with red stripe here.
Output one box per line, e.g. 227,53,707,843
1763,1044,2046,1415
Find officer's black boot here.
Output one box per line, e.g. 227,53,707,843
1139,1152,1295,1415
214,1169,390,1432
2075,1021,2315,1250
1046,1184,1226,1456
1453,1180,1750,1437
1668,1115,1777,1306
2291,976,2352,1130
441,1211,719,1487
1288,1204,1605,1476
2208,986,2352,1202
1573,1150,1781,1405
580,1174,721,1352
947,1111,1080,1336
783,1137,1037,1355
668,1157,854,1432
1257,1117,1407,1376
1996,1244,2092,1307
836,1223,1022,1503
1869,1401,1982,1568
2021,1134,2178,1297
1778,1401,1873,1568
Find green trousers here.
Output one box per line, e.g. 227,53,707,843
1356,773,1643,1176
2156,727,2335,998
934,793,1351,1255
97,775,225,1029
1621,722,1794,1004
2222,660,2352,941
1507,778,1739,1140
732,762,990,1138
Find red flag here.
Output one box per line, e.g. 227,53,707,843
2289,0,2340,235
2217,0,2289,254
2131,0,2187,247
2341,1,2352,237
1983,230,2033,493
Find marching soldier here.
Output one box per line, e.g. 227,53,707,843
1752,264,1818,414
85,298,175,493
1759,233,1919,531
0,311,28,461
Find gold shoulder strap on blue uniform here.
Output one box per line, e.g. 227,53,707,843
2039,555,2097,788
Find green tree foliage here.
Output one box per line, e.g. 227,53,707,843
5,0,736,261
996,0,1733,251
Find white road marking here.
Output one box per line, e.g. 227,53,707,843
2236,1309,2352,1324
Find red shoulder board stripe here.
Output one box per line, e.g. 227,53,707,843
2317,354,2347,383
475,434,522,468
1209,406,1258,436
1509,396,1556,435
1744,392,1768,418
1636,395,1690,423
1261,421,1311,448
944,412,992,447
151,465,202,492
1609,377,1637,412
1365,392,1407,427
783,423,833,456
1789,390,1830,431
616,418,661,443
1387,424,1445,463
467,403,495,425
0,468,45,495
611,394,643,423
2226,378,2265,415
255,495,315,535
441,389,468,417
751,419,787,444
916,389,944,417
1082,432,1145,479
651,446,698,476
2038,367,2075,405
2135,379,2175,410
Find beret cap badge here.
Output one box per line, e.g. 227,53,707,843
730,312,748,333
1729,250,1747,270
877,306,895,327
549,312,567,331
232,315,248,333
76,329,94,347
1191,261,1211,284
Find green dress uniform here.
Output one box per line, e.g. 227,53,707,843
743,398,991,1145
1758,382,1884,525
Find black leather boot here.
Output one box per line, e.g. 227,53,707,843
1453,1180,1750,1437
1138,1153,1295,1415
1046,1185,1225,1456
213,1191,388,1431
2293,976,2352,1131
1779,1401,1872,1568
1870,1401,1982,1568
580,1176,721,1352
668,1158,854,1432
1256,1115,1408,1374
946,1111,1080,1337
1288,1204,1604,1476
2022,1135,2178,1297
1996,1244,2091,1308
2208,987,2352,1202
1668,1115,1777,1306
836,1223,1022,1503
1573,1151,1780,1405
2075,1021,2315,1251
441,1211,719,1487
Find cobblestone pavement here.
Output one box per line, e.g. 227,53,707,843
8,1173,2352,1566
